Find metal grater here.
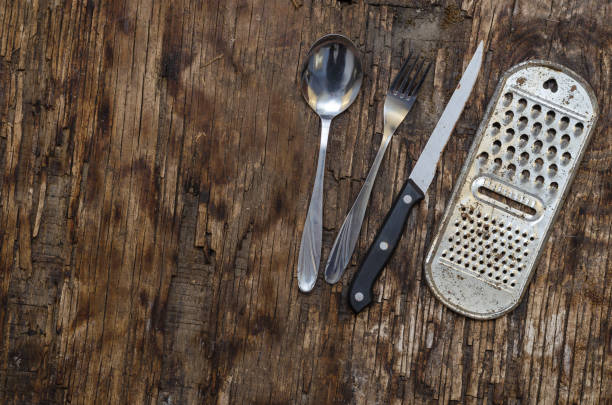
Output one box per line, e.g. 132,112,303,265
424,60,598,319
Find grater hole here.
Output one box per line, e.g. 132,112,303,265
504,110,515,124
503,92,513,106
521,170,530,181
507,163,516,172
574,122,584,136
478,151,489,163
535,175,545,186
533,140,543,153
546,128,557,141
532,122,542,135
561,134,570,147
534,157,544,170
519,134,529,146
543,78,558,92
517,98,527,111
561,152,572,164
493,139,502,150
517,116,528,130
560,116,570,130
520,151,530,164
492,122,501,134
550,182,559,191
531,104,542,118
545,110,556,124
548,164,558,176
507,146,516,158
548,146,557,158
505,128,515,141
493,158,502,169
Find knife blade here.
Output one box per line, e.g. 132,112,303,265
348,41,484,313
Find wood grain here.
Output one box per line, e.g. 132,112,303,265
0,0,609,404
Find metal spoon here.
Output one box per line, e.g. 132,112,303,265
297,34,363,293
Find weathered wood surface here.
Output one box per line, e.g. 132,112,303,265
0,0,610,403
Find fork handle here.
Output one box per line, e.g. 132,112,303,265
324,137,391,284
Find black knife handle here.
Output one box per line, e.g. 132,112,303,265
348,178,424,313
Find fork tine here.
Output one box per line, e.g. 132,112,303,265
390,51,414,91
408,61,432,96
402,59,425,95
397,53,420,93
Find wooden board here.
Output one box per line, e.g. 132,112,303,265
0,0,610,403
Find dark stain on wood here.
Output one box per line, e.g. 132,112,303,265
97,97,111,134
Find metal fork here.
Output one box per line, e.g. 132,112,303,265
324,51,431,284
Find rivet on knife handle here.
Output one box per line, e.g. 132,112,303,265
349,179,424,313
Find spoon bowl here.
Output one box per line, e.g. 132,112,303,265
300,35,363,119
297,34,363,293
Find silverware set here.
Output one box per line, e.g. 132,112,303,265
297,34,484,311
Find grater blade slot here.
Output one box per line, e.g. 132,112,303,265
477,187,536,216
471,176,543,220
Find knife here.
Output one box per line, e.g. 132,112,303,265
348,41,484,313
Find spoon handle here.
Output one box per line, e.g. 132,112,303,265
324,136,391,284
297,118,331,292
